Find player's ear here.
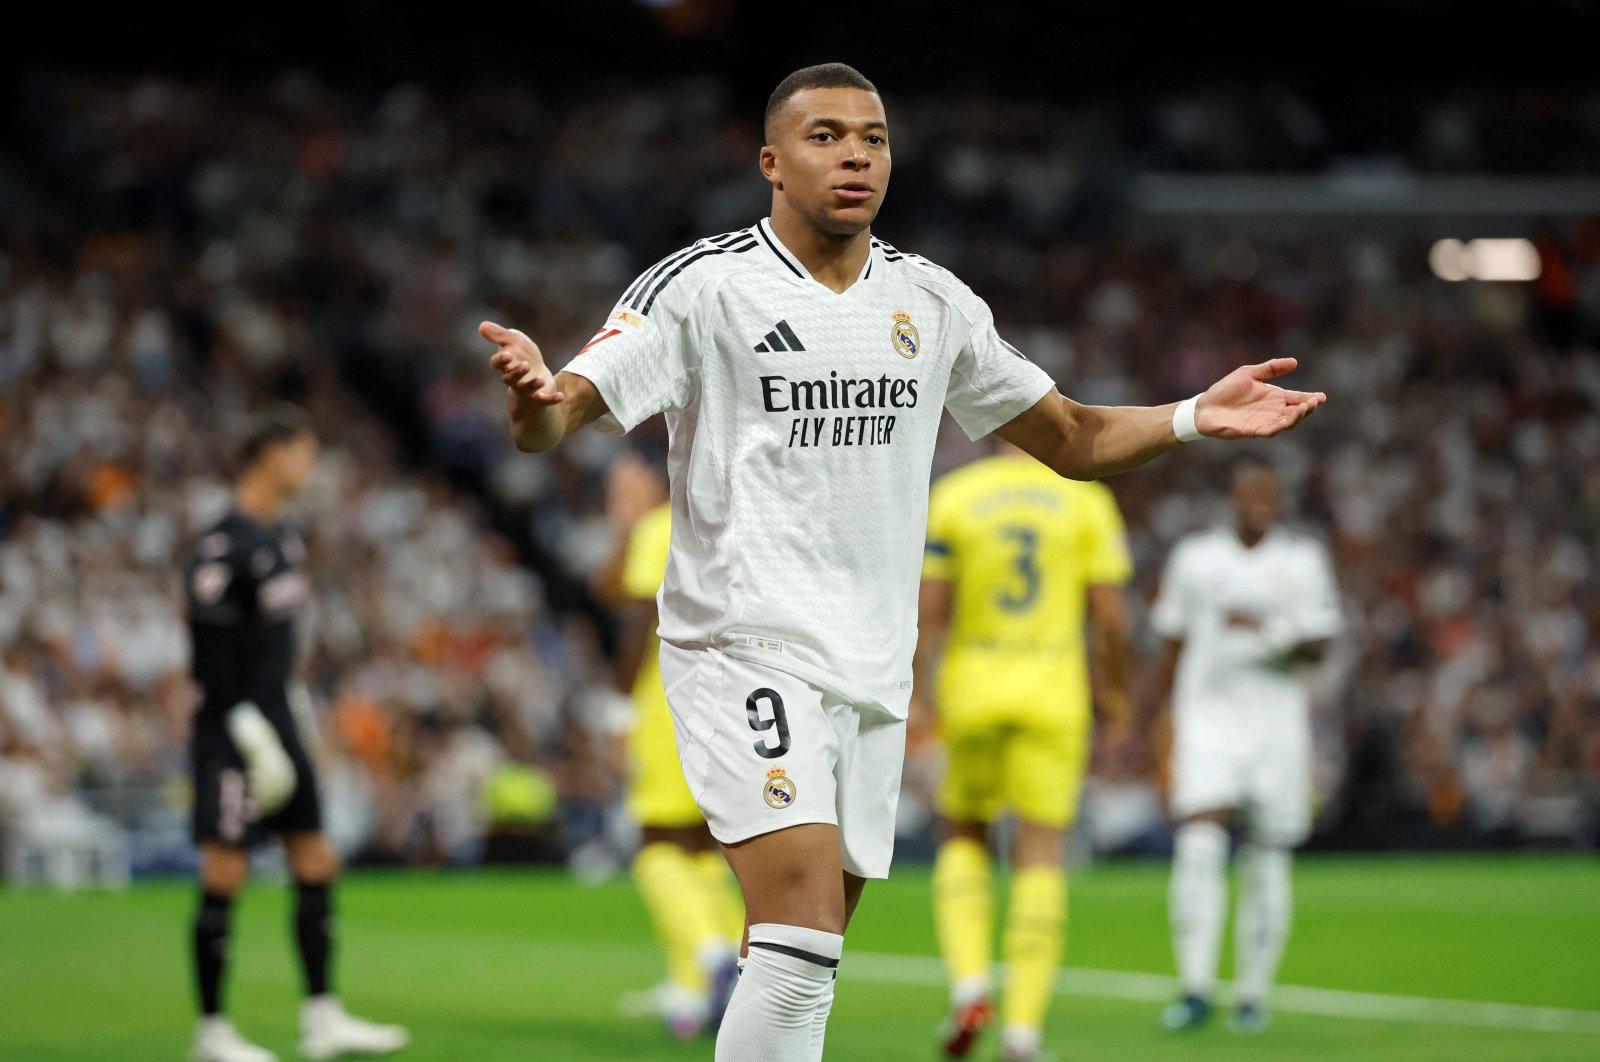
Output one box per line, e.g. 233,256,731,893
759,145,782,190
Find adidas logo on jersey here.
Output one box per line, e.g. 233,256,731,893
754,320,806,353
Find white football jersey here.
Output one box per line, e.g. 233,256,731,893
1151,525,1342,719
563,218,1055,717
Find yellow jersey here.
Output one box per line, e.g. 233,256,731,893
622,503,674,710
923,455,1132,723
621,503,702,826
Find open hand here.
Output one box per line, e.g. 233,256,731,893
482,321,564,405
1196,358,1326,438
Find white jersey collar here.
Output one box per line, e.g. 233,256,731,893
756,217,876,289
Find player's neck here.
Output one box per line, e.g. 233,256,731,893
1235,524,1270,549
767,205,871,294
235,475,284,525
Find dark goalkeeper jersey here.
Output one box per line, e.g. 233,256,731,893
185,510,310,744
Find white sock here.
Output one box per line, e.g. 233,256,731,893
950,973,991,1008
809,971,836,1061
1234,843,1292,1005
1001,1024,1042,1058
1170,821,1228,999
716,923,843,1062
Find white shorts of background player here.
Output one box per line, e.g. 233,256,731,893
1169,704,1311,847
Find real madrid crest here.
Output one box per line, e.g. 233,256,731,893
763,767,797,809
892,310,920,359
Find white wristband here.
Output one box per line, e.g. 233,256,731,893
1172,395,1203,443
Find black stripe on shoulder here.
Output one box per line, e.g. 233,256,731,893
873,238,905,263
871,238,933,269
639,239,757,314
622,248,692,309
623,230,751,308
757,224,806,279
748,940,840,970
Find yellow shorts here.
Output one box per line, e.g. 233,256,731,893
626,690,704,829
937,708,1091,830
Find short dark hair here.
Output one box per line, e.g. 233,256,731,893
764,63,879,141
238,404,313,470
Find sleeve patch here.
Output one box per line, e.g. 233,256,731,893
192,562,233,605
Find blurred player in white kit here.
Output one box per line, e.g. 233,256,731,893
1150,455,1342,1034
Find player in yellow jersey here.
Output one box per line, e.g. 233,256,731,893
593,455,744,1039
915,443,1134,1062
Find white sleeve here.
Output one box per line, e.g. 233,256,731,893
1149,541,1192,640
559,260,704,435
1294,541,1343,642
943,284,1056,441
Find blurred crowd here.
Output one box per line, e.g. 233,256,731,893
1,74,1597,875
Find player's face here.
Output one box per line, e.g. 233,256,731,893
762,88,891,236
268,433,320,498
1231,466,1281,537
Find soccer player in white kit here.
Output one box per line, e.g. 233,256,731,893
1150,456,1342,1034
479,63,1326,1061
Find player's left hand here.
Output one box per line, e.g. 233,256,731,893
1195,358,1326,438
225,702,298,816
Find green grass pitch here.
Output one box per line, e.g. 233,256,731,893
1,855,1596,1060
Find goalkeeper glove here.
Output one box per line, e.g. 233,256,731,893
226,702,298,816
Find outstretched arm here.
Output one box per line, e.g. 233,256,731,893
481,321,610,452
996,358,1326,480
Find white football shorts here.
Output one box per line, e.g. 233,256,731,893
659,641,906,879
1170,705,1312,847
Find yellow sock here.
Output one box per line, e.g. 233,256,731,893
1002,864,1067,1035
933,837,994,996
691,849,746,945
633,842,715,991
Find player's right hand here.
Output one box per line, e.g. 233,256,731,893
226,702,298,816
481,321,564,404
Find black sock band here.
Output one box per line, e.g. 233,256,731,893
294,881,334,998
193,891,234,1016
747,939,841,970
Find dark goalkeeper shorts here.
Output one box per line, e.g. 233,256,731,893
191,733,323,848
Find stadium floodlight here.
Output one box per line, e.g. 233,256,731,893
1428,238,1541,282
1467,238,1542,282
1427,239,1471,282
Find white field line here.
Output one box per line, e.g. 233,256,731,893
845,952,1600,1036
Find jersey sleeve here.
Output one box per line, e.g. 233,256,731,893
943,285,1056,441
186,535,254,708
1149,539,1193,640
1082,484,1134,587
922,477,959,581
1294,540,1343,642
621,505,672,602
560,256,706,435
